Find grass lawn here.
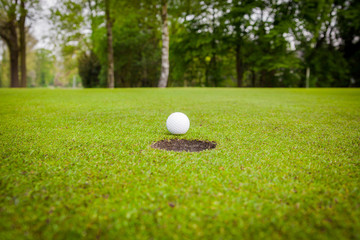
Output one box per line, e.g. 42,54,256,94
0,88,359,239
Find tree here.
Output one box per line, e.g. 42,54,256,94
0,41,10,87
220,0,258,87
50,0,94,86
0,0,38,88
19,0,26,87
78,50,101,87
34,48,55,86
337,0,360,87
249,0,301,87
92,0,161,87
0,0,19,87
158,0,169,88
105,0,115,88
51,0,117,88
173,0,226,87
290,0,336,87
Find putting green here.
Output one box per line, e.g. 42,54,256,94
0,88,359,239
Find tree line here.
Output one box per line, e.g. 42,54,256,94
1,0,359,88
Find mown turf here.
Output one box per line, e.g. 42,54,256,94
0,88,359,239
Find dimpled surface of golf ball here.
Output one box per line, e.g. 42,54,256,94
166,112,190,134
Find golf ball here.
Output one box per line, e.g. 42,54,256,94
166,112,190,134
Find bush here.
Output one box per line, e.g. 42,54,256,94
78,51,103,88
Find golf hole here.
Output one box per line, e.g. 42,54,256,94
151,139,217,152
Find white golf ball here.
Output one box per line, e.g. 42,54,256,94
166,112,190,135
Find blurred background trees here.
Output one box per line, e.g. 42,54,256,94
0,0,359,88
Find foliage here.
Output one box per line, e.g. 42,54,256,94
309,45,350,87
92,0,161,87
78,50,102,88
0,43,10,87
2,0,360,87
49,0,96,87
34,48,55,87
337,0,360,87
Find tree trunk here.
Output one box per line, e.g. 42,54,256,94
260,70,266,87
9,43,19,87
251,70,256,87
209,55,217,87
105,0,115,88
19,0,27,87
158,0,169,88
142,53,148,87
306,67,310,88
0,20,19,87
205,65,209,87
235,44,244,87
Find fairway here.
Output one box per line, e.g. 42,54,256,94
0,88,359,239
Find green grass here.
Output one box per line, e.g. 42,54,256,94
0,88,359,239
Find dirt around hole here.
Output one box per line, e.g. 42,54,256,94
151,139,217,152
